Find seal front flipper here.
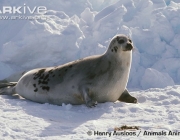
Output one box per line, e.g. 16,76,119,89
118,89,137,103
81,87,97,107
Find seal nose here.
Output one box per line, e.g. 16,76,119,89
126,43,133,50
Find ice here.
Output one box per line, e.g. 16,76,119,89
141,68,175,89
1,0,180,89
81,8,95,25
0,62,14,80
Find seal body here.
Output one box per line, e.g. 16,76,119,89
0,34,137,107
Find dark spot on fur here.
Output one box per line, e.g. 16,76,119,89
41,86,50,91
38,80,42,85
52,75,55,77
111,49,113,52
114,46,118,53
65,69,68,72
72,86,75,89
48,69,53,74
112,40,116,45
44,74,49,80
69,65,73,68
38,69,46,74
33,69,46,80
33,72,37,76
39,74,45,79
33,84,36,88
59,74,61,77
41,81,48,85
129,39,132,43
34,88,38,92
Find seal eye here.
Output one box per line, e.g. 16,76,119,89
118,39,125,44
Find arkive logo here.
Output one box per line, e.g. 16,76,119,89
0,4,47,14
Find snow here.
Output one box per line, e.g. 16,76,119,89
0,86,180,139
0,0,180,139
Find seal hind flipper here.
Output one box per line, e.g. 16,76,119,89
0,82,17,95
118,89,137,103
